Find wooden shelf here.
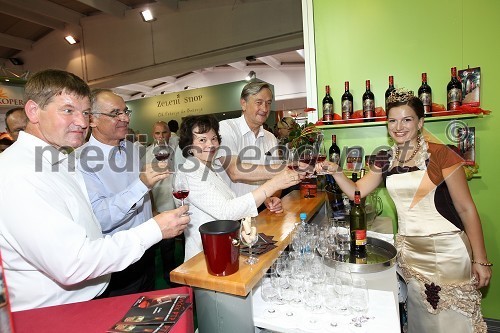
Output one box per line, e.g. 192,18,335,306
317,113,483,130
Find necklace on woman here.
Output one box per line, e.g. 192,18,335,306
395,137,421,164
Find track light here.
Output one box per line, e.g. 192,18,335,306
141,9,155,22
245,71,257,81
64,35,79,45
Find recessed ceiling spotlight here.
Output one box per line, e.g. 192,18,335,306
141,9,155,22
64,35,79,45
245,71,257,81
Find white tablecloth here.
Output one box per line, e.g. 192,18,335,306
253,285,400,333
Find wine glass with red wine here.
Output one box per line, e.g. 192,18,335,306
172,173,192,215
153,138,171,162
286,148,300,171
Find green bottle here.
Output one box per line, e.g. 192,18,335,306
350,190,367,254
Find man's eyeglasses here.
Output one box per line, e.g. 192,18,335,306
93,108,132,118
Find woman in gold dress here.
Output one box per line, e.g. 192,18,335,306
317,89,491,332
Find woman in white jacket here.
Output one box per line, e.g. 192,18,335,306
176,115,302,261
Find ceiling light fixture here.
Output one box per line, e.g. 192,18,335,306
245,70,257,81
141,9,155,22
64,35,79,45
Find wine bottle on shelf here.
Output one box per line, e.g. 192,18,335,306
350,190,367,254
447,67,462,111
341,81,353,120
418,72,432,116
322,85,334,122
362,80,375,122
329,134,341,165
384,75,395,112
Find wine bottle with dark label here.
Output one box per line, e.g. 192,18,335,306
341,81,353,120
325,174,345,217
322,85,334,122
384,75,395,112
447,67,462,111
329,134,340,165
418,72,432,116
350,190,367,253
362,80,375,122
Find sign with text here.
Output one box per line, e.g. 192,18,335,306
0,83,24,108
127,80,274,142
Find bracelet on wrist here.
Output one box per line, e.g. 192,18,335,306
471,260,493,267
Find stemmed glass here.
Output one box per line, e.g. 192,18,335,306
333,264,353,315
240,217,259,265
172,173,192,215
260,271,279,317
286,147,299,171
350,278,370,328
316,236,329,262
153,138,171,161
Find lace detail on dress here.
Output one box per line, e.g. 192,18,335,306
395,235,487,333
389,136,431,170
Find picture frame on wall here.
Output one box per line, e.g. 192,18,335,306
458,67,481,107
458,126,475,166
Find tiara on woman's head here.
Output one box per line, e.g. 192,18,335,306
387,88,415,104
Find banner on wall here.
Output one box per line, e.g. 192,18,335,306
0,83,24,108
0,82,25,132
126,80,274,139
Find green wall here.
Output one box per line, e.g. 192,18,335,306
312,0,499,318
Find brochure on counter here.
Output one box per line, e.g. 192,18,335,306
107,294,191,333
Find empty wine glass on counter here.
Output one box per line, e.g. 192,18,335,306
333,264,353,315
172,173,192,215
350,277,370,328
240,217,259,265
260,272,279,317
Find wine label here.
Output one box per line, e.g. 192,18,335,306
354,229,367,246
329,152,340,164
342,100,352,119
363,99,374,118
323,103,333,121
447,88,462,110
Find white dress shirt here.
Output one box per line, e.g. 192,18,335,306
0,132,161,311
217,115,281,197
177,158,258,261
77,135,152,234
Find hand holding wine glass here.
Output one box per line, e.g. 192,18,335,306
240,217,259,265
172,173,192,216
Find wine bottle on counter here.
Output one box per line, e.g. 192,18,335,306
350,190,367,254
418,72,432,116
447,67,462,111
362,80,375,122
341,81,353,120
322,85,334,122
384,75,395,112
329,134,341,165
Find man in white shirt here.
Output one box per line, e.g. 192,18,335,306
145,121,183,286
78,89,172,297
0,69,189,311
218,81,284,213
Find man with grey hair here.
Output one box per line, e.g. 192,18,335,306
0,69,189,311
77,89,174,296
217,81,284,213
5,107,28,141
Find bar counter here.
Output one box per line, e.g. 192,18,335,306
170,190,325,296
170,190,326,333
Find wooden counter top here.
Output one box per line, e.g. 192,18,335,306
170,190,326,297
